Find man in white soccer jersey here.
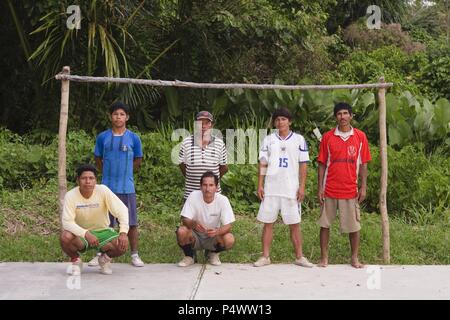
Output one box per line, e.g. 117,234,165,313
179,111,228,200
176,171,235,267
253,107,314,268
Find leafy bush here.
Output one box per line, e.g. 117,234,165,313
417,39,450,100
343,22,425,53
1,128,448,223
334,46,425,95
367,144,428,213
136,131,184,206
0,129,94,189
385,92,450,153
221,164,259,213
0,128,51,189
415,152,450,210
367,144,450,218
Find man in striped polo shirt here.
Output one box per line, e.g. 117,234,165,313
317,102,371,269
179,111,228,200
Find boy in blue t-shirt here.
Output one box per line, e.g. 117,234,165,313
89,101,144,267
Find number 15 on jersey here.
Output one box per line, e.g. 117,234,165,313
278,157,288,168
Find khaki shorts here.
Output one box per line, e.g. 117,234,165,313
192,230,218,251
318,198,361,233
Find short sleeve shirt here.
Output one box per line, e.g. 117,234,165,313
317,127,371,199
181,190,235,229
94,129,143,194
178,135,227,199
259,131,309,199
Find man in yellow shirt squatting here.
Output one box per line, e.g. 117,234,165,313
60,164,129,275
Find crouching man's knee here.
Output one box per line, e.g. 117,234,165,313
222,233,235,250
60,231,75,245
117,245,127,256
112,238,128,256
176,226,192,245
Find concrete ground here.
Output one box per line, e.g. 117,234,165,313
0,262,449,300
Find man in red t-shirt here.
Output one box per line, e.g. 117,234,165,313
317,102,371,268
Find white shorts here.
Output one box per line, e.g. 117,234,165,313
257,196,301,225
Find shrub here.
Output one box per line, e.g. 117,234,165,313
367,144,449,217
221,164,259,213
136,131,185,206
1,129,448,222
415,154,450,209
0,128,51,189
335,46,425,95
343,22,425,53
418,39,450,100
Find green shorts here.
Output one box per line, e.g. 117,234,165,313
79,228,119,253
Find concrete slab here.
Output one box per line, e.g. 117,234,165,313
0,262,201,300
196,264,450,300
0,262,449,300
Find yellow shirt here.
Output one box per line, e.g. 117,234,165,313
62,184,129,237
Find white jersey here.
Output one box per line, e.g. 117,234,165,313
259,131,310,199
181,190,235,229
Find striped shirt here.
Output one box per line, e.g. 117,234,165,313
179,135,227,199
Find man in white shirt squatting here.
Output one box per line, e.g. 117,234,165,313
254,107,314,268
176,171,235,267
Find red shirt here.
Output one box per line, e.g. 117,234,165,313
317,128,371,199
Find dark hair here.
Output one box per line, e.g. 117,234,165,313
271,107,292,122
76,164,97,178
200,171,219,186
333,102,352,116
109,101,130,115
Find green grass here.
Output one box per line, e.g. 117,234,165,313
0,182,450,264
1,183,449,265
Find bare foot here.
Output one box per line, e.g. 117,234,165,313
317,258,328,267
351,259,365,269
